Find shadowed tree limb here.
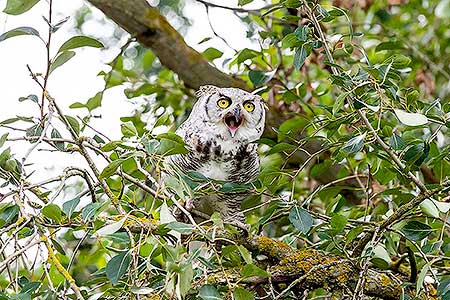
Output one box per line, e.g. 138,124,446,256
86,0,249,90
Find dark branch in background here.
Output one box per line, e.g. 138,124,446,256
86,0,249,90
40,0,53,119
194,0,277,14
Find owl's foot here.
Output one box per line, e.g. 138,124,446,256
185,198,194,212
223,217,250,233
172,199,194,223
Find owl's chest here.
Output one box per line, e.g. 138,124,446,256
187,136,256,182
196,160,234,181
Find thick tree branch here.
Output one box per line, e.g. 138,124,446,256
85,0,249,90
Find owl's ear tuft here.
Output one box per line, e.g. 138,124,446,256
196,85,219,98
253,94,268,110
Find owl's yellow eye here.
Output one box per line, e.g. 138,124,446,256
243,101,255,112
217,98,231,109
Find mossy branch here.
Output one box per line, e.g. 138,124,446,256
42,235,85,299
201,233,406,299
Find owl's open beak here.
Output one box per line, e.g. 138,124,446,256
224,109,243,138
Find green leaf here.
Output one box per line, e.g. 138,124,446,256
199,284,222,300
105,251,131,285
238,0,253,5
51,238,66,255
165,221,194,235
278,116,308,140
375,40,405,52
50,128,65,151
99,159,124,179
94,217,126,237
0,26,39,42
203,47,223,61
341,133,366,154
386,54,411,68
371,245,391,269
237,245,252,265
266,142,296,155
430,200,450,213
57,35,104,53
84,92,103,111
438,278,450,297
281,33,302,48
63,115,80,135
0,148,12,168
393,109,428,126
21,281,40,294
178,264,194,297
248,69,275,87
26,123,43,140
81,203,101,221
0,133,8,148
330,213,347,233
0,205,19,225
403,143,429,167
417,261,432,295
198,37,212,44
101,141,122,152
220,182,252,193
289,206,313,234
354,99,380,112
241,264,270,278
51,16,70,33
389,134,406,150
3,0,40,15
156,133,188,156
401,221,432,241
420,199,439,218
294,26,309,41
62,197,80,219
42,204,62,223
121,121,138,137
236,48,260,64
10,293,30,300
293,45,307,70
18,94,39,104
332,91,350,115
233,288,254,300
49,51,75,74
124,83,158,99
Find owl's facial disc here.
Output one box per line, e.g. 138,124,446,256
224,108,243,138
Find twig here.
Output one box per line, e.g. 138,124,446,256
193,0,276,14
40,0,53,119
0,238,42,273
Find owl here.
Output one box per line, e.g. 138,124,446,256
166,85,265,225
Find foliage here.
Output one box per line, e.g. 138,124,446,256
0,0,449,299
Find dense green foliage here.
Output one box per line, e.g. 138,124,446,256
0,0,449,299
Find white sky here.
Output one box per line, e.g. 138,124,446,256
0,0,264,194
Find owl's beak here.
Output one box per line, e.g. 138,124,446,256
224,108,243,138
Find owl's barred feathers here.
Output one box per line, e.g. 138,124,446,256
167,85,265,222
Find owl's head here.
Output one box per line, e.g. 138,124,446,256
192,85,265,142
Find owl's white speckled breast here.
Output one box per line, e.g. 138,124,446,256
196,160,232,181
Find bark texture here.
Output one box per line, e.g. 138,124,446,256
86,0,249,90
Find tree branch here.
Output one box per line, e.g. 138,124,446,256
85,0,249,90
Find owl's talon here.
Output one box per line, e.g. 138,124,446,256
185,198,194,212
224,218,250,233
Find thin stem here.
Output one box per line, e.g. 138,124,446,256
40,0,53,119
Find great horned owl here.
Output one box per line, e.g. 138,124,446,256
167,85,265,224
